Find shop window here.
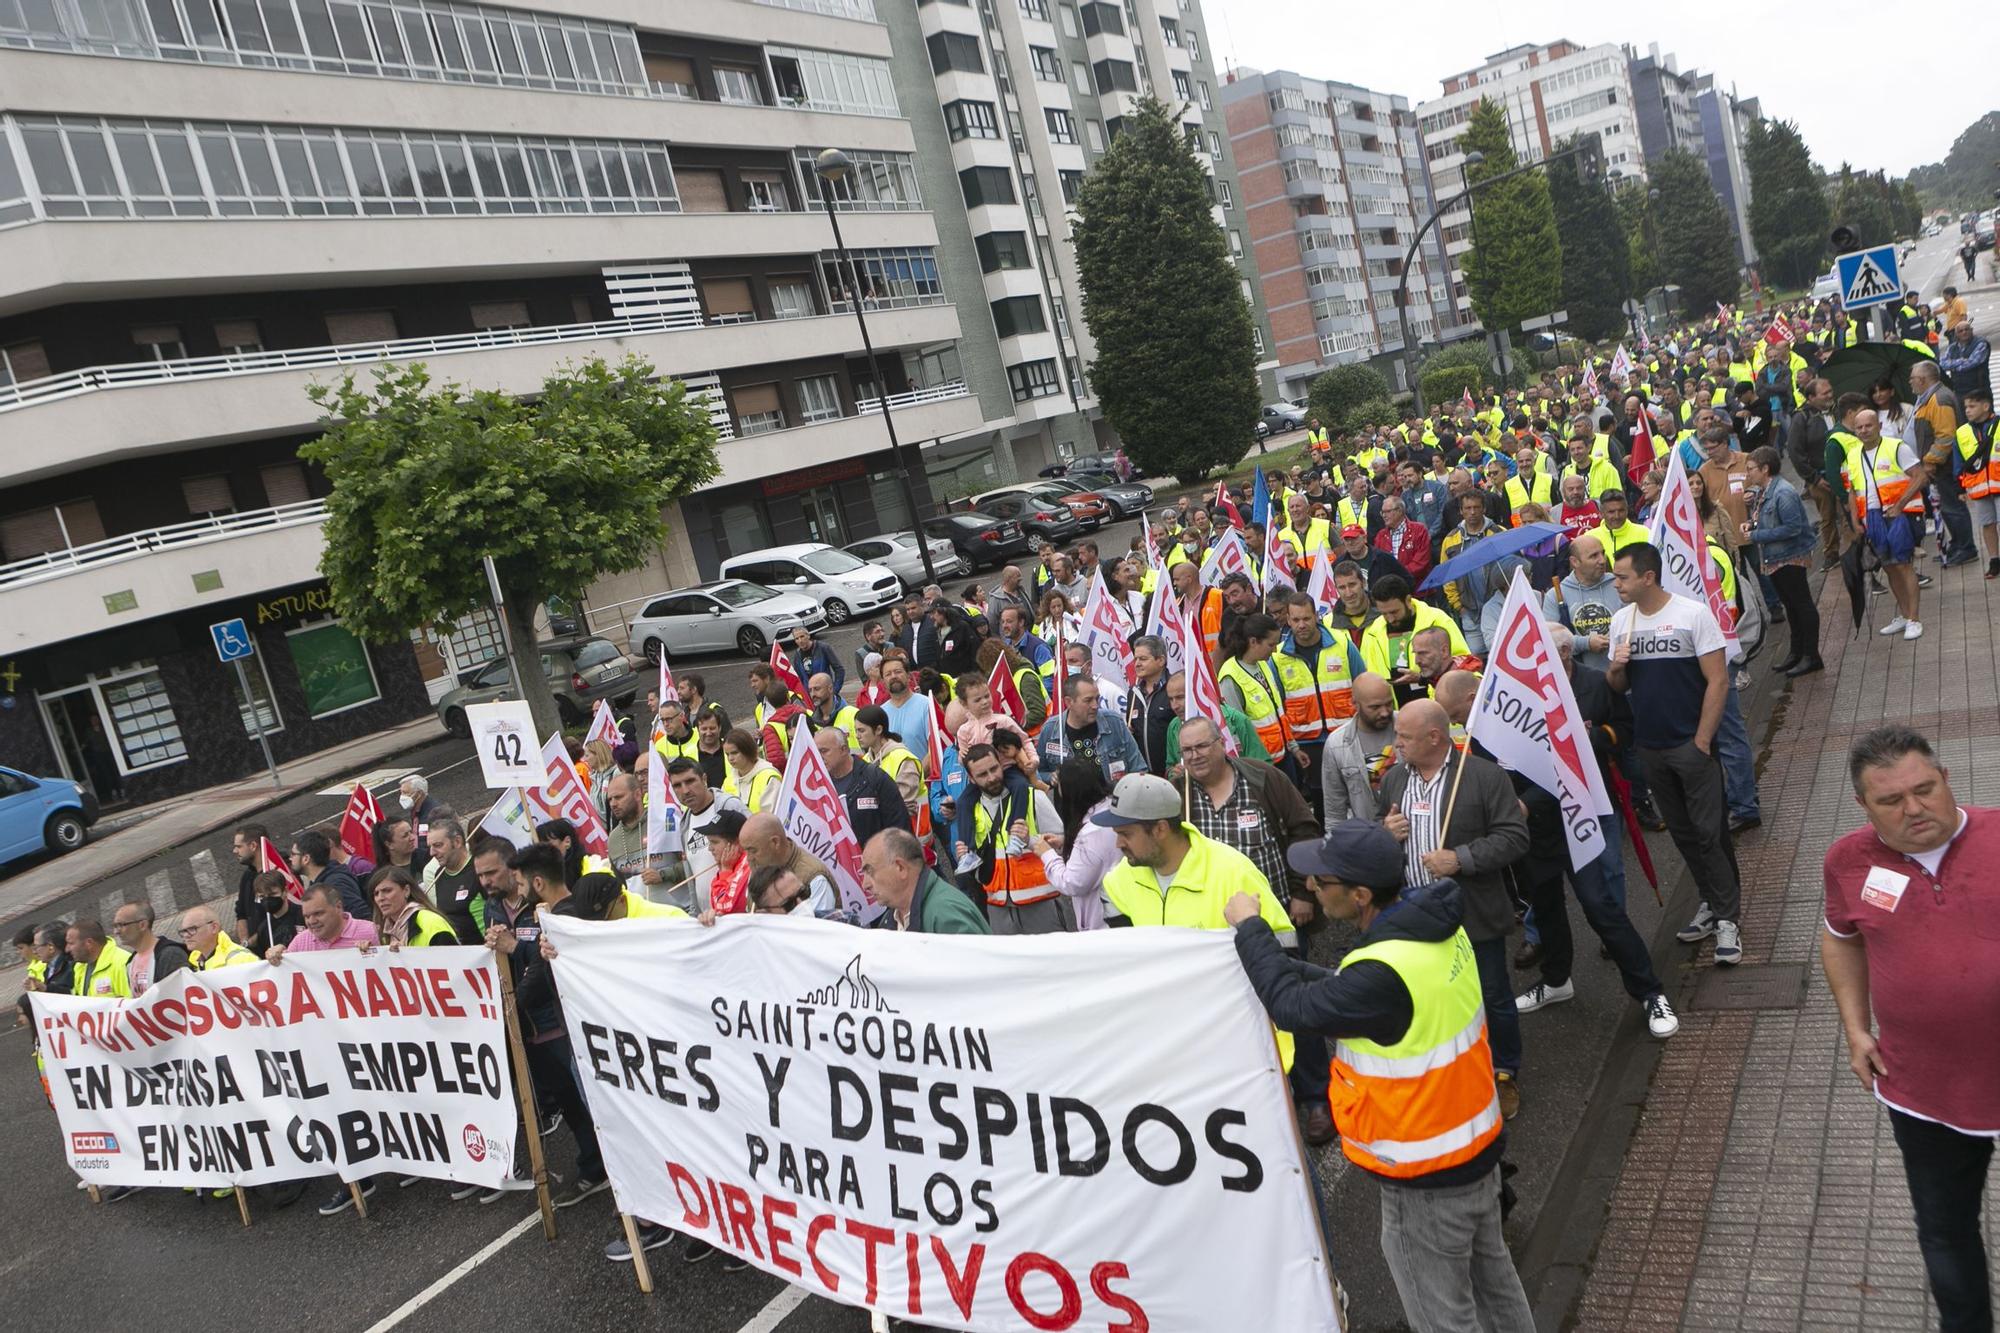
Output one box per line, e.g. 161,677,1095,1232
285,619,382,718
98,665,188,770
229,650,284,736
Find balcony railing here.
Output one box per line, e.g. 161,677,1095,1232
856,381,969,414
0,500,327,592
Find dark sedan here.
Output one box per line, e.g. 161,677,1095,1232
1065,471,1154,518
972,492,1082,546
922,511,1032,570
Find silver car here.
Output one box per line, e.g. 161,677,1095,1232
842,531,966,589
625,579,828,662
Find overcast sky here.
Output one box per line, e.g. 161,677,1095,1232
1213,1,1985,175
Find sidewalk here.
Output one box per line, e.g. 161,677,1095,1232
1558,562,2000,1330
0,714,445,928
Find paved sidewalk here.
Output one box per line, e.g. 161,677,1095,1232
0,714,444,926
1568,561,2000,1330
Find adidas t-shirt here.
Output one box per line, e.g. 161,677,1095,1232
1610,593,1725,750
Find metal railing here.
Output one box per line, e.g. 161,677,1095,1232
855,381,969,414
0,500,327,592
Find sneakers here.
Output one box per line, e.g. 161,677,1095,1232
397,1175,423,1189
477,1184,510,1204
1713,919,1743,966
538,1111,564,1138
605,1222,675,1263
1644,993,1680,1038
1917,573,1934,588
1676,902,1717,943
1903,620,1924,641
1511,938,1545,970
103,1185,141,1204
556,1176,610,1209
318,1180,376,1216
449,1182,484,1201
1495,1073,1521,1120
1632,797,1666,832
684,1237,718,1264
1728,813,1762,835
1879,616,1909,636
1515,979,1574,1013
1300,1101,1336,1147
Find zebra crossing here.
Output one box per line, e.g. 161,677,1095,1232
86,848,236,935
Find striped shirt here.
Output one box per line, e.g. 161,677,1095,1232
1402,759,1452,887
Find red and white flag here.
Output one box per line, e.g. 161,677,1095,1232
1213,480,1243,529
1468,571,1614,872
768,637,803,698
987,652,1026,725
924,694,947,783
1143,564,1189,676
1648,451,1742,661
657,648,680,706
645,734,680,856
1305,542,1338,613
772,724,872,920
1262,517,1298,595
585,698,621,752
1610,344,1634,380
1081,570,1134,711
1202,528,1253,589
1173,586,1237,755
524,732,609,855
1579,363,1600,399
1460,386,1477,416
1763,316,1794,347
258,836,305,903
1626,399,1657,484
336,782,381,861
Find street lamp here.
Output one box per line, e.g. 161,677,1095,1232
1395,150,1481,412
813,147,938,586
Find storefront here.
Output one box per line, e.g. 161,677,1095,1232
0,581,430,807
682,448,944,579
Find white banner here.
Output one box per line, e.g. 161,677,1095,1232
773,724,872,920
1649,451,1743,661
1142,562,1188,677
28,948,518,1190
1469,572,1614,872
544,915,1336,1331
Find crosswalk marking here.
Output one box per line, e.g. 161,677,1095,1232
145,870,176,924
96,890,123,925
188,848,226,908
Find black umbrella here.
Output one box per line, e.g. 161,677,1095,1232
1840,533,1881,634
1819,342,1933,402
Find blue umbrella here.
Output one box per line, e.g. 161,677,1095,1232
1418,523,1567,594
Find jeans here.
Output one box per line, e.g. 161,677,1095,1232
1519,830,1660,1000
1937,478,1978,563
1378,1169,1536,1333
1769,563,1821,664
1598,814,1628,908
1290,1029,1330,1106
1459,609,1488,657
1612,731,1652,806
1470,935,1521,1077
1715,684,1760,822
1890,1109,1994,1333
1638,741,1742,921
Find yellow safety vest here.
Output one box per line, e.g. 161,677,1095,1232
620,889,690,920
192,932,258,970
724,763,782,812
1503,472,1553,517
1217,656,1288,759
72,943,133,998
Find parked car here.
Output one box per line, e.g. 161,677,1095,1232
1255,404,1306,439
1977,215,1996,251
627,579,825,662
1811,269,1841,303
1022,480,1111,530
922,511,1032,570
842,531,967,589
1065,470,1154,518
972,491,1082,546
719,543,900,625
435,636,637,736
0,765,98,870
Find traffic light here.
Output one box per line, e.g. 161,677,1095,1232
1578,134,1605,184
1830,224,1858,253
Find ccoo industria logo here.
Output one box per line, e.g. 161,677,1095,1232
796,954,899,1014
71,1131,120,1155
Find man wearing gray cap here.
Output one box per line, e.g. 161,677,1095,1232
1224,820,1532,1333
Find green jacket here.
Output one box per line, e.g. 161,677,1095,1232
875,869,992,935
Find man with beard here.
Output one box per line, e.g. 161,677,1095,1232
1359,573,1468,694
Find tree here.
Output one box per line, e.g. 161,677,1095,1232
1907,112,2000,214
1831,163,1896,250
1072,97,1260,483
1459,99,1563,335
1744,118,1829,290
1615,180,1660,295
1546,135,1630,341
1307,362,1388,431
1651,150,1740,312
302,356,720,740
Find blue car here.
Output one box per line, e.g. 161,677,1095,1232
0,766,99,870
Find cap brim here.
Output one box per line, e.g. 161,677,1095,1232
1090,808,1175,828
1286,843,1342,878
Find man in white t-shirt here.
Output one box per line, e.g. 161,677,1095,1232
1845,408,1927,640
1607,542,1744,966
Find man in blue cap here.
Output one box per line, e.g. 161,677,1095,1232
1223,820,1533,1333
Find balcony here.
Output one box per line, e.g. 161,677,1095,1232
0,501,328,654
0,302,965,483
710,382,980,485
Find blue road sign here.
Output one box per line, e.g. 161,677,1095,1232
210,618,255,662
1835,245,1902,311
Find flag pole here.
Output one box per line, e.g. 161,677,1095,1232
1437,747,1471,843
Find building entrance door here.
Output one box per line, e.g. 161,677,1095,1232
799,487,845,546
38,687,126,805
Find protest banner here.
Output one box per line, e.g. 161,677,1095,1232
524,733,609,856
1143,565,1188,677
543,914,1338,1331
1175,594,1238,755
770,638,804,697
1470,571,1614,872
772,725,872,920
258,836,303,903
467,699,547,790
28,949,518,1194
1648,451,1743,661
585,699,621,752
1263,519,1298,596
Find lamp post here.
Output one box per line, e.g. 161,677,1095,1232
1396,150,1482,413
814,147,938,586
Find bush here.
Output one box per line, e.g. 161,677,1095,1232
1420,365,1483,407
1308,364,1389,431
1343,398,1401,432
1419,339,1525,392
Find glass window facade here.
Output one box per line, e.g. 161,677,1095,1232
792,147,920,211
820,246,942,309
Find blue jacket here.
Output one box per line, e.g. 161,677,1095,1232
789,641,845,695
1747,475,1815,564
1036,708,1147,783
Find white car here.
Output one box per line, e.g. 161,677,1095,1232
626,580,826,661
718,543,901,625
842,531,966,589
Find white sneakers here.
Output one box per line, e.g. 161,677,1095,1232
1644,993,1680,1038
1880,617,1908,636
1515,979,1575,1013
1904,620,1924,640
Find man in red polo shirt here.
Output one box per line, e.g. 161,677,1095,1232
1823,725,1999,1332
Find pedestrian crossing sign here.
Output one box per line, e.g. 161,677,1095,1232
1835,245,1901,311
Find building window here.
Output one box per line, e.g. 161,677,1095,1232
131,324,186,361
1017,0,1049,18
700,277,755,324
1029,46,1061,82
712,65,764,104
213,319,263,353
1058,169,1083,205
742,171,790,212
325,309,398,344
1071,61,1092,96
0,339,50,385
230,650,284,738
976,229,1031,272
0,498,105,559
1197,80,1212,109
1228,228,1242,256
469,299,532,330
944,100,1000,141
1218,180,1232,207
1085,119,1105,153
796,373,842,423
926,31,983,75
261,462,310,507
991,295,1047,338
958,165,1015,208
794,148,920,211
1079,2,1122,35
1045,107,1078,144
181,475,235,518
1008,358,1060,401
768,277,817,319
1058,2,1079,36
92,665,187,771
1186,29,1200,60
820,246,943,307
729,382,786,435
1092,59,1136,94
284,619,381,719
1172,71,1191,102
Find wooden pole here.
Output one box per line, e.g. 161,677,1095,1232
1436,749,1471,848
620,1213,656,1293
495,956,558,1240
1268,1025,1348,1332
348,1179,368,1218
85,1184,101,1204
234,1185,252,1228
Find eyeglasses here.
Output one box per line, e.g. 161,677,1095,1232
112,919,143,931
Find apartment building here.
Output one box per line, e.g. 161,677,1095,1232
1222,67,1458,401
0,0,1098,802
1693,75,1758,266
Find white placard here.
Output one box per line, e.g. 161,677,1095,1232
466,699,548,789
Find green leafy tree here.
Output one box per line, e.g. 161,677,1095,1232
1907,113,2000,213
1307,362,1388,432
1545,135,1630,341
1744,118,1829,290
1459,99,1563,334
1420,340,1525,392
1343,399,1401,432
1831,163,1896,249
1651,150,1740,312
1615,180,1660,294
1419,365,1482,406
302,356,720,740
1072,97,1260,483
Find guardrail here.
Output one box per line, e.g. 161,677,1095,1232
0,500,327,592
856,380,969,414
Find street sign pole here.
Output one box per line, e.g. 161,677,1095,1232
233,657,282,789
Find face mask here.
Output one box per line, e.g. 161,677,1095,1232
399,794,414,811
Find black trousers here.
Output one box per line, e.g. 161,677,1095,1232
1890,1109,1994,1332
1769,563,1820,663
525,1033,602,1180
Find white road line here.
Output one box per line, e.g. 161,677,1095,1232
735,1285,812,1333
359,1209,541,1333
96,890,123,924
189,848,226,901
144,870,176,923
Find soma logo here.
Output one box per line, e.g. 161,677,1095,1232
71,1132,120,1154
